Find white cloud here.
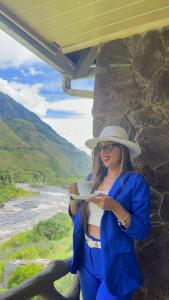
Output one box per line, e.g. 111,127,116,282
0,78,47,116
43,117,93,154
46,98,92,117
0,30,94,154
0,30,42,68
20,67,44,77
0,78,93,153
28,67,44,76
43,98,93,154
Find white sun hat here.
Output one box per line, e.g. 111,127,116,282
85,126,141,160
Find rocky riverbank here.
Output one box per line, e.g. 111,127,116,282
0,183,70,242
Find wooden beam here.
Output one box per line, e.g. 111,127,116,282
0,4,75,77
74,47,97,78
63,76,94,98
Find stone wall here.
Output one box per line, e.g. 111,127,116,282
93,27,169,299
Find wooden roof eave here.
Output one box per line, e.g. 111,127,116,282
0,3,75,77
0,3,98,83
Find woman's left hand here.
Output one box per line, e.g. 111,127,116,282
89,193,131,228
89,193,117,211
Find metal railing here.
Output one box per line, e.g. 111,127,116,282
0,258,80,300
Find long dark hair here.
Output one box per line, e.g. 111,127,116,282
80,143,134,232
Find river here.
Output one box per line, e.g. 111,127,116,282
0,183,70,243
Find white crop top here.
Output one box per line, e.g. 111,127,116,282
88,190,109,227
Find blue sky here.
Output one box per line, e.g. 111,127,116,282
0,29,94,154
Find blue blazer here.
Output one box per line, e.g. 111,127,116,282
68,171,151,296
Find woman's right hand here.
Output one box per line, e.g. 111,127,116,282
69,183,79,216
68,183,79,195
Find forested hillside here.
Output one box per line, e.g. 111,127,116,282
0,92,91,183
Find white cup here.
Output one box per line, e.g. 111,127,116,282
77,181,92,196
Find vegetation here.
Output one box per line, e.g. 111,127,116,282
0,92,91,183
0,288,6,293
54,272,74,296
0,170,14,185
32,212,72,241
0,170,36,206
0,168,82,206
9,247,41,260
0,263,4,282
7,264,44,289
0,91,90,296
0,89,90,206
0,213,74,295
46,175,84,189
0,164,83,206
0,184,35,206
0,213,73,260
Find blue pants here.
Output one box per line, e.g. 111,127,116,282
79,233,133,300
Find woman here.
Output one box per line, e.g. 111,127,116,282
68,126,151,300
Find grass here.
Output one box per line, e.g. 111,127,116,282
0,233,74,296
0,213,73,265
0,184,37,206
45,175,83,189
0,288,7,293
0,214,73,262
0,174,83,207
0,263,4,282
54,272,74,296
0,209,75,297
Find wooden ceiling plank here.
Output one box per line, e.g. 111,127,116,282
0,2,61,54
2,0,163,50
0,0,102,18
0,0,144,40
61,5,169,46
24,0,143,27
1,0,169,64
0,12,75,76
62,9,169,53
11,1,146,42
58,0,169,43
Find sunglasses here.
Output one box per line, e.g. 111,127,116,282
96,143,119,153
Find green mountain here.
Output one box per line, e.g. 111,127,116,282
0,92,91,182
